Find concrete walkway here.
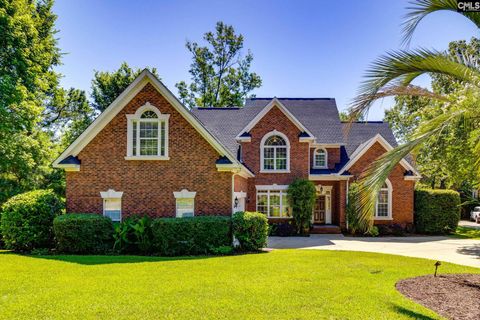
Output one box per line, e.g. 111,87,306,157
459,220,480,230
268,234,480,268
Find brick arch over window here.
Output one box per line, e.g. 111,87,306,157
260,130,290,172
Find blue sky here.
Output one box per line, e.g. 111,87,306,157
53,0,477,119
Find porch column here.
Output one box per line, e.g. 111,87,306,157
339,180,347,228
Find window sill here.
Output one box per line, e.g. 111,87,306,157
312,166,328,169
374,217,393,221
260,170,290,173
267,216,293,219
124,156,170,161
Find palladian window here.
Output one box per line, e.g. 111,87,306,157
261,132,290,172
126,102,169,159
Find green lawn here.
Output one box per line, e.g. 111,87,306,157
452,226,480,239
0,250,478,319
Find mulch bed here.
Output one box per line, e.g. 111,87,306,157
396,274,480,320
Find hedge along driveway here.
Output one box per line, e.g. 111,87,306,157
0,250,479,319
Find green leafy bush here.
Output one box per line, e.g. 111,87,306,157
151,216,231,256
113,215,153,254
346,182,362,234
232,211,268,251
0,190,63,251
415,188,460,234
53,214,114,254
287,179,316,234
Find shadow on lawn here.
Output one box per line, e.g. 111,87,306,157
0,251,215,265
0,250,265,265
393,305,436,320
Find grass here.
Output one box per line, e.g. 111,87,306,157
452,226,480,239
0,250,478,319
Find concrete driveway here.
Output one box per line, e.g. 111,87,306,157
268,234,480,268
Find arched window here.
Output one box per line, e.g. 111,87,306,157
261,131,290,172
126,102,170,159
313,148,327,168
375,180,392,219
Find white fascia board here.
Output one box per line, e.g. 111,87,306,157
235,98,315,139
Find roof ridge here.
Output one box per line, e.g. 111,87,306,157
341,121,385,124
248,97,335,101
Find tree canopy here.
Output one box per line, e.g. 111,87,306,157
176,21,262,108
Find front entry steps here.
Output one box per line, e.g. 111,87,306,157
310,224,341,234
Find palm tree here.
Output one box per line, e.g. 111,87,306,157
349,0,480,232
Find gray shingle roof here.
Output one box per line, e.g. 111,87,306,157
191,99,400,166
191,98,344,156
342,122,398,156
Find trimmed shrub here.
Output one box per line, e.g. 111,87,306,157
1,190,63,251
287,179,316,234
415,188,460,234
53,214,114,254
151,216,231,256
232,211,268,251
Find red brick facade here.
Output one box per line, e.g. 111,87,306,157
61,80,414,228
348,142,415,226
66,83,233,217
240,106,310,212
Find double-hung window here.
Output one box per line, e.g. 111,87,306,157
126,102,169,160
256,189,291,218
173,189,196,218
100,189,123,222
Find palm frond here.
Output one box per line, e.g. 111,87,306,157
350,49,480,118
402,0,480,45
355,109,467,232
349,84,448,122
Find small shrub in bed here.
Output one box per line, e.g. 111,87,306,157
151,216,231,256
232,211,268,251
53,214,114,254
112,215,154,254
415,188,460,234
1,190,63,252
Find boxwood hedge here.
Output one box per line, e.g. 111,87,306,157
53,214,114,254
414,188,460,234
151,216,231,256
1,190,63,251
232,211,268,251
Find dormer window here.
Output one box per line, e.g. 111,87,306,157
260,131,290,172
313,148,327,168
126,102,170,160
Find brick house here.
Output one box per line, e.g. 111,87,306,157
53,70,420,231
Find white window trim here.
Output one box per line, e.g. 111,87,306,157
100,189,123,222
255,185,291,219
125,102,170,160
259,130,290,173
375,179,393,220
313,147,328,169
173,189,196,218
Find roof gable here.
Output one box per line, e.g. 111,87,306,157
339,133,420,177
53,70,242,169
235,98,314,139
